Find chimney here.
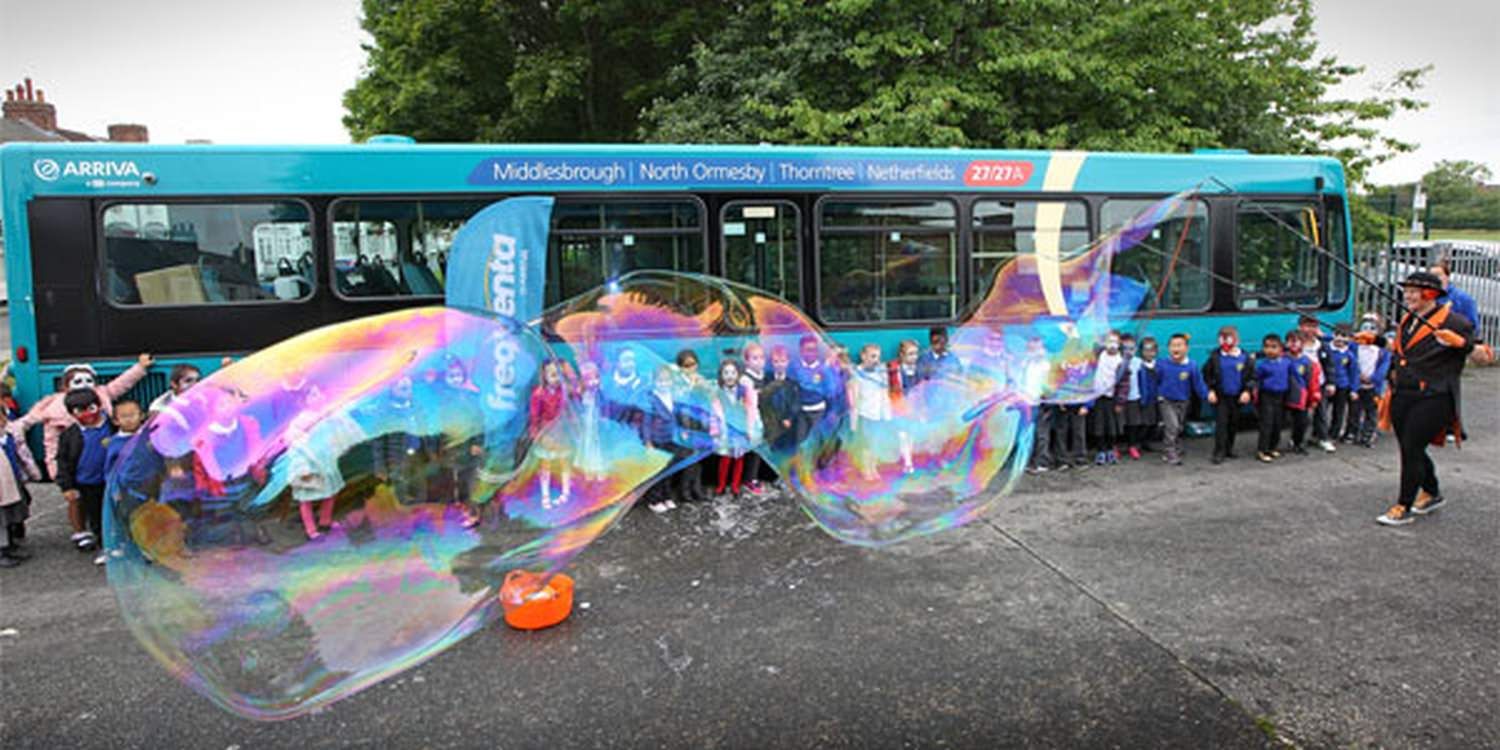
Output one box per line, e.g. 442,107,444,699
107,123,149,143
2,77,58,133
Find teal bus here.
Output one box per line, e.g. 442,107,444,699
0,141,1352,414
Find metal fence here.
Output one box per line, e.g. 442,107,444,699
1353,240,1499,344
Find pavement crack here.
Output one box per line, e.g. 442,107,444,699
980,518,1296,748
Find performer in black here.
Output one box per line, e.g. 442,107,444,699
1376,272,1475,527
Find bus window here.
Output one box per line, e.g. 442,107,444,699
1324,197,1350,307
102,201,312,305
818,199,957,323
549,199,704,304
331,200,490,298
722,201,800,305
971,200,1089,300
1101,198,1210,311
1236,201,1323,309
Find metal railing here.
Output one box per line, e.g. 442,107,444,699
1353,240,1498,344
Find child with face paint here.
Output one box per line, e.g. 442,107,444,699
1253,334,1293,462
1323,324,1359,447
56,389,114,556
9,353,152,481
1202,326,1255,464
1282,331,1322,455
1089,332,1129,465
1345,313,1392,446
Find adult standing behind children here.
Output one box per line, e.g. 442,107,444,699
1375,272,1475,527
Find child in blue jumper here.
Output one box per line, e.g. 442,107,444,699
1202,325,1254,464
57,389,114,563
1322,324,1359,446
1253,333,1293,462
1154,333,1208,465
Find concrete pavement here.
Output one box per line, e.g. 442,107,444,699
1,368,1496,748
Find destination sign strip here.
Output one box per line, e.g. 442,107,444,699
466,155,1040,189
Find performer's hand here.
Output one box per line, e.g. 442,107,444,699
64,489,80,502
1079,406,1089,416
1350,392,1359,401
1434,329,1466,348
1324,385,1335,396
137,352,155,368
1238,392,1251,405
1207,392,1218,405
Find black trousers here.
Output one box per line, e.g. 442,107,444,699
1347,389,1379,443
78,483,105,539
1391,390,1453,508
1030,404,1054,468
1052,405,1087,465
1212,395,1241,458
1257,391,1286,454
1328,388,1351,443
1288,407,1309,448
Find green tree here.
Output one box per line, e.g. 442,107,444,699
344,0,731,143
641,0,1424,187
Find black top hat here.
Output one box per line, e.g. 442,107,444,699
1400,271,1444,292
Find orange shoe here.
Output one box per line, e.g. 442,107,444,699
1376,504,1414,526
1412,491,1446,515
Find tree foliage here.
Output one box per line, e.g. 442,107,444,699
344,0,730,143
345,0,1425,190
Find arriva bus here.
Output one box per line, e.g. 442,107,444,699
0,141,1353,416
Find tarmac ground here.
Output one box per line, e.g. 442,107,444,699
0,348,1496,748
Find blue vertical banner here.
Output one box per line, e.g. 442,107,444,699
445,196,554,322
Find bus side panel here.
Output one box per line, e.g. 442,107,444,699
28,199,102,360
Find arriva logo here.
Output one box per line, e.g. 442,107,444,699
33,158,141,182
33,158,60,181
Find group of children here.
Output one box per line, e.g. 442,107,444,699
1029,314,1393,471
1,357,191,568
0,310,1403,566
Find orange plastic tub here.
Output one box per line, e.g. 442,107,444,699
500,571,575,631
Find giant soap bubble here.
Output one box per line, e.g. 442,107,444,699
103,190,1194,720
105,307,681,720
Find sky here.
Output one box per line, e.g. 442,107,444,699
0,0,1494,185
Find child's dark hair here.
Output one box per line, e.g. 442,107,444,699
675,349,699,368
64,388,102,413
1262,333,1282,346
1298,314,1320,327
169,363,201,385
1334,323,1353,336
1140,335,1158,348
1168,332,1189,345
1285,330,1302,344
1120,333,1136,343
928,326,948,338
1217,325,1238,338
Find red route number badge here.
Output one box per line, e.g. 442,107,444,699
963,161,1034,187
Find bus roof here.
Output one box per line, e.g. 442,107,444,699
1,141,1347,199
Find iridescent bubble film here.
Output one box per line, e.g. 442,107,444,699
104,190,1195,720
105,307,674,720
